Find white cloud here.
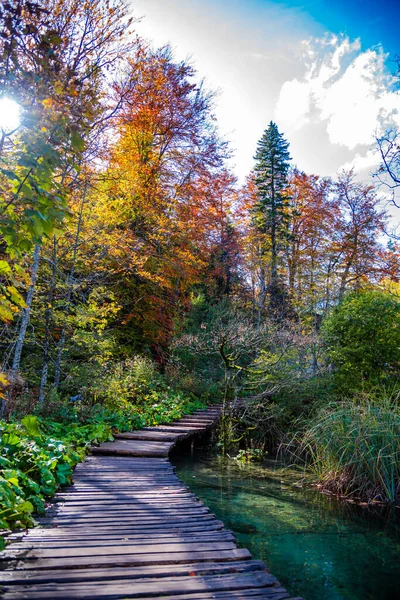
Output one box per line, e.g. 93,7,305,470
276,79,310,130
276,35,400,154
340,149,380,173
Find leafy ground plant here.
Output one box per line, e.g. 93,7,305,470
0,416,112,535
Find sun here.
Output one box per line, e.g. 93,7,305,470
0,97,21,133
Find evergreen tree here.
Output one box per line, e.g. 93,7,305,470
253,121,291,317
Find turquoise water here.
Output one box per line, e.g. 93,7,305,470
172,447,400,600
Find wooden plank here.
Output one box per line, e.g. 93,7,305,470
14,523,227,539
1,589,291,600
142,426,205,433
0,559,266,584
47,502,208,512
14,521,227,535
43,516,213,525
53,494,198,502
91,440,174,457
115,431,184,441
0,572,279,599
3,541,237,560
47,511,210,521
10,530,235,543
8,534,236,551
54,489,194,498
47,506,207,516
2,548,253,570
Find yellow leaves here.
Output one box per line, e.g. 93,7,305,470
0,372,8,399
0,300,15,323
42,98,53,109
379,279,400,298
0,260,12,275
6,286,26,308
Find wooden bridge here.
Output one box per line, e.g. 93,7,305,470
0,406,301,599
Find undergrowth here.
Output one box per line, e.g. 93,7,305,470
288,393,400,504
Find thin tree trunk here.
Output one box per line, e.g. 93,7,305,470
0,244,42,417
38,236,57,404
257,263,267,330
53,184,87,390
11,244,41,379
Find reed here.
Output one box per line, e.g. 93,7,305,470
291,392,400,504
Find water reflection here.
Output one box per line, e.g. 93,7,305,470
172,448,400,600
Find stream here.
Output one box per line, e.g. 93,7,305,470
172,444,400,600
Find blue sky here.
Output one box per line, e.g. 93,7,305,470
130,0,400,187
282,0,398,56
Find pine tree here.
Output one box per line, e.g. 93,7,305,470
253,121,291,318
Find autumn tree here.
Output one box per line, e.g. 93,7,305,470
286,171,337,311
335,171,386,296
90,45,229,357
193,170,242,302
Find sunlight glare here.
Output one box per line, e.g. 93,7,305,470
0,97,21,132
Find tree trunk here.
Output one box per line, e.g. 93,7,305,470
0,244,41,417
38,236,57,404
53,183,87,390
11,244,41,379
257,262,267,329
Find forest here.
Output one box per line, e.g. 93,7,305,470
1,0,400,544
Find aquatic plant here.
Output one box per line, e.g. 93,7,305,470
290,392,400,504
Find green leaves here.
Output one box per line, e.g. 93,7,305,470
21,415,42,439
0,417,113,531
70,130,85,152
322,289,400,390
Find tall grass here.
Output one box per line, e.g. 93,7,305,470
290,392,400,504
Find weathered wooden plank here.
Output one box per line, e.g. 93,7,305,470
46,511,210,522
141,426,206,433
14,521,227,535
7,534,236,551
0,572,279,599
1,589,291,600
55,488,187,495
91,443,173,457
52,499,202,508
35,517,220,529
9,529,235,543
53,496,198,504
0,559,265,584
2,547,253,570
171,420,215,426
115,431,185,441
48,504,209,515
3,540,237,560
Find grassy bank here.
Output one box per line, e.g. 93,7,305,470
287,394,400,505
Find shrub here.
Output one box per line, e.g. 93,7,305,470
322,289,400,390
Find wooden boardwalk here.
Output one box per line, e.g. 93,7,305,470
0,406,301,599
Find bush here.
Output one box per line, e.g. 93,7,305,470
291,392,400,503
322,289,400,390
0,416,112,532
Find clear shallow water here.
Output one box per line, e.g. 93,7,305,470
172,446,400,600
